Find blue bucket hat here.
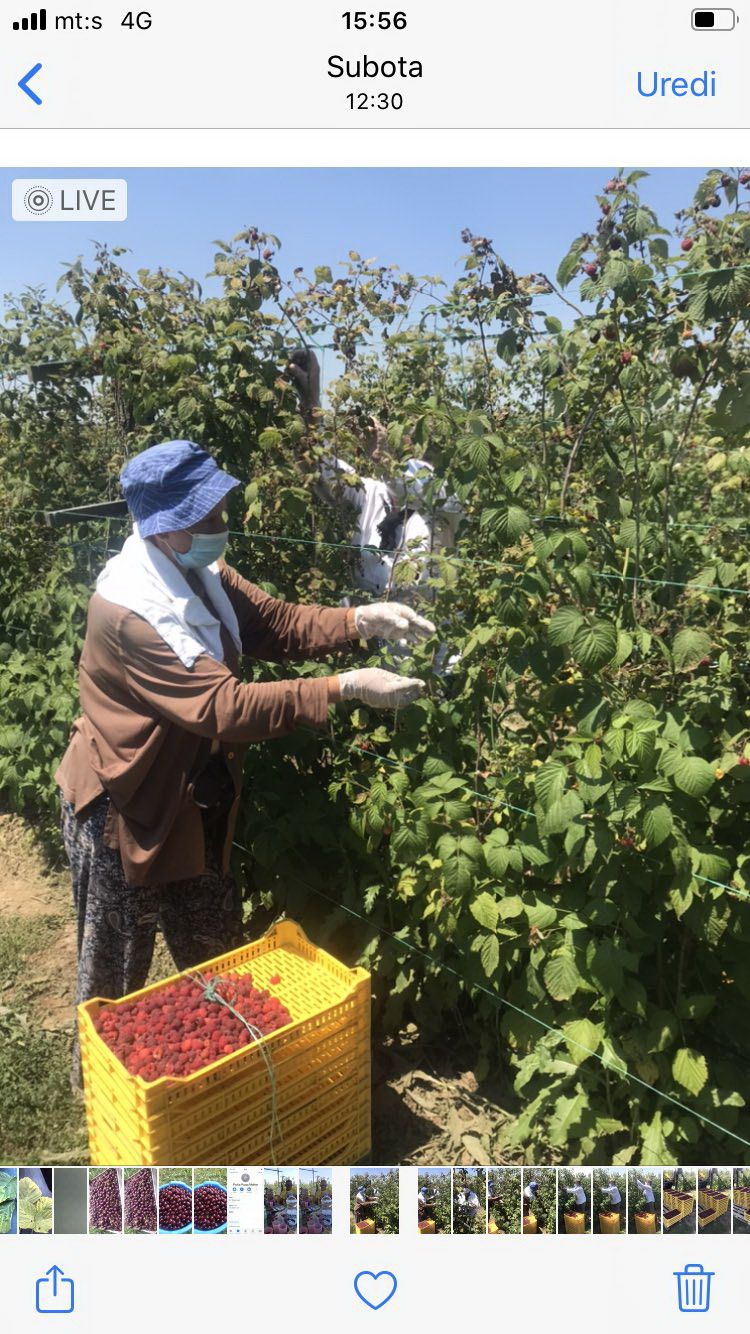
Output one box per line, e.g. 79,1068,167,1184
120,440,241,537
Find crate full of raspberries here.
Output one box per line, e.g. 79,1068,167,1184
78,920,370,1167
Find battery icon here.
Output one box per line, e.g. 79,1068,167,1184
692,7,737,27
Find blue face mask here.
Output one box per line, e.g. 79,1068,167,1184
171,529,229,569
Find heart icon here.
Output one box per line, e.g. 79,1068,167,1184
353,1270,398,1311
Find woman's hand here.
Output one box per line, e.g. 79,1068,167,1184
338,667,425,708
354,602,435,645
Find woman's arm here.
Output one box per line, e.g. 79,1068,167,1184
118,605,341,741
220,561,361,662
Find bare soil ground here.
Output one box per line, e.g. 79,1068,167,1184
0,810,515,1165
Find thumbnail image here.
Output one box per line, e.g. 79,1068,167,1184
522,1168,557,1235
1,165,748,1174
53,1168,87,1234
592,1168,626,1235
18,1168,52,1234
227,1167,264,1235
158,1168,193,1234
123,1168,158,1234
417,1168,451,1235
194,1168,228,1234
558,1167,592,1234
733,1169,750,1234
696,1169,731,1234
453,1167,486,1235
88,1167,123,1233
627,1169,662,1235
299,1170,332,1235
487,1168,522,1235
0,1168,17,1234
663,1169,697,1234
350,1168,399,1235
264,1168,298,1234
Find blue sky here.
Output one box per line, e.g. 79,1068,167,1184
351,1166,397,1179
0,167,708,312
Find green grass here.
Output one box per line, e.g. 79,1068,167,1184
158,1167,193,1186
0,914,61,987
194,1167,227,1187
0,1007,87,1162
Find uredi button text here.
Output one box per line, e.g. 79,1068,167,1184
637,69,716,97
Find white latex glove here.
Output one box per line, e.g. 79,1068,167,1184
338,668,425,709
354,602,435,645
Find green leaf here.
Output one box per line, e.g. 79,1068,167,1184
639,1111,672,1165
541,790,584,835
547,606,584,646
556,238,587,288
617,976,648,1017
483,831,513,879
498,894,524,920
562,1018,604,1066
479,504,531,543
470,892,500,931
18,1176,41,1231
516,838,551,867
534,761,568,811
676,993,715,1022
570,619,618,670
581,744,602,779
588,941,623,995
672,1047,709,1096
673,755,715,798
548,1091,587,1146
595,1117,628,1136
643,802,672,848
544,949,581,1000
0,1172,15,1206
437,834,482,895
612,630,634,667
480,934,500,978
390,821,430,863
525,898,559,930
672,627,712,672
32,1195,53,1234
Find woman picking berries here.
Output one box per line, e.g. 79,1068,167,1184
55,439,433,1082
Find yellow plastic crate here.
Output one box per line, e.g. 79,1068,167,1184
78,920,371,1166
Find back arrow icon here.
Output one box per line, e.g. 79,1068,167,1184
19,63,43,105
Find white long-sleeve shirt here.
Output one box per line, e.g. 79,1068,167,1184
566,1185,587,1207
601,1185,622,1206
317,454,462,599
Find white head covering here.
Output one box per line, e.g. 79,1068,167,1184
96,525,242,669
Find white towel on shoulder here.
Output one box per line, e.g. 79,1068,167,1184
96,526,242,669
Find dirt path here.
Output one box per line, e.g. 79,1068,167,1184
0,812,78,1033
0,810,517,1166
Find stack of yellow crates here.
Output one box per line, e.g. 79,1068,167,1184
735,1185,750,1226
697,1188,729,1229
78,921,371,1166
663,1189,695,1229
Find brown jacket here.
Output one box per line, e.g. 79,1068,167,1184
54,560,360,887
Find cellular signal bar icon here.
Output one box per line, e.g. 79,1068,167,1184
12,8,47,30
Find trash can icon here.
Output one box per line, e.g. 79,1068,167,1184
674,1262,714,1313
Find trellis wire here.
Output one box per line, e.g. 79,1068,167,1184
230,839,750,1153
349,746,750,908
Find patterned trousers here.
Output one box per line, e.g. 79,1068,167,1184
59,788,244,1080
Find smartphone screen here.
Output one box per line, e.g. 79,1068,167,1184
1,1,748,1327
